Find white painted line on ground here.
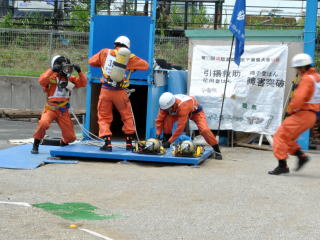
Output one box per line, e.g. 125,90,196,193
0,201,32,207
79,228,114,240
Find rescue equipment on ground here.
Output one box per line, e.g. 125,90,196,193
172,140,204,158
133,138,166,155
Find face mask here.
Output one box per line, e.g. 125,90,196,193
61,64,73,77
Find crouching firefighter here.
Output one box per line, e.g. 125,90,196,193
88,36,149,151
31,56,87,154
155,92,223,160
269,53,320,175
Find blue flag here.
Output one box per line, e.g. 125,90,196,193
229,0,246,66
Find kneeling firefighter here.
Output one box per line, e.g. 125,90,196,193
88,36,149,152
155,92,222,160
269,53,320,175
31,56,87,154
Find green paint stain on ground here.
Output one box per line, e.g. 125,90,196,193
33,202,122,221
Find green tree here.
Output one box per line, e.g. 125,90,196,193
70,5,90,32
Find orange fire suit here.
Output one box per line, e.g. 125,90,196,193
273,68,320,160
155,94,218,145
88,48,149,137
33,69,87,143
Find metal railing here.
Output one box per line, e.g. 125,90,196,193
0,0,310,34
0,28,188,76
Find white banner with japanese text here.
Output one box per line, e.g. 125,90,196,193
189,44,288,135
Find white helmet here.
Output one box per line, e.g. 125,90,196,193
114,36,130,48
51,55,61,68
291,53,313,68
159,92,175,110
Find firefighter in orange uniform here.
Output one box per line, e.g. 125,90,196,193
88,36,149,151
155,92,222,160
31,56,87,154
269,53,320,175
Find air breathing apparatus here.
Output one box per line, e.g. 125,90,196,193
172,140,204,157
133,138,166,155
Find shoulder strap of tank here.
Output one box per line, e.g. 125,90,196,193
47,77,58,92
308,74,320,83
308,74,316,82
101,49,111,80
114,49,134,58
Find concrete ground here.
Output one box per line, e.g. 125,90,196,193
0,118,320,240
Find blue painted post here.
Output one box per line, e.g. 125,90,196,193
84,0,96,137
297,0,318,149
146,0,157,139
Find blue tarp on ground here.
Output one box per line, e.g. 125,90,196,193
0,145,78,170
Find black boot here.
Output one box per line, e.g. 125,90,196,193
125,134,135,151
60,140,69,147
268,166,290,175
212,144,223,160
100,136,112,152
163,133,172,142
31,139,41,154
294,150,310,171
268,159,289,175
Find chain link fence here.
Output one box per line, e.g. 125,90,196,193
0,28,188,76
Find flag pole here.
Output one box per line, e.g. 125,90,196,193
216,35,235,138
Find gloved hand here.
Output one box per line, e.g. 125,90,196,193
73,64,81,73
162,141,171,148
155,135,161,140
52,64,61,73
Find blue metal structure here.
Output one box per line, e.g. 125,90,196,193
83,0,188,140
84,0,158,138
297,0,318,150
50,143,212,166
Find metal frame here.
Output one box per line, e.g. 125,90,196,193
84,0,157,137
297,0,318,150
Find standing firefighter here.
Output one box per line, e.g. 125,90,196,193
31,56,87,154
155,92,223,160
269,53,320,175
88,36,149,151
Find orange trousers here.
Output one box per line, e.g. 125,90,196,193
163,111,218,145
98,88,135,137
33,109,76,143
273,111,317,160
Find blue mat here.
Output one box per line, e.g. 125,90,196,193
50,142,213,166
0,145,78,170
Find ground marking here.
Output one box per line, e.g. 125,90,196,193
0,201,31,207
79,228,114,240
